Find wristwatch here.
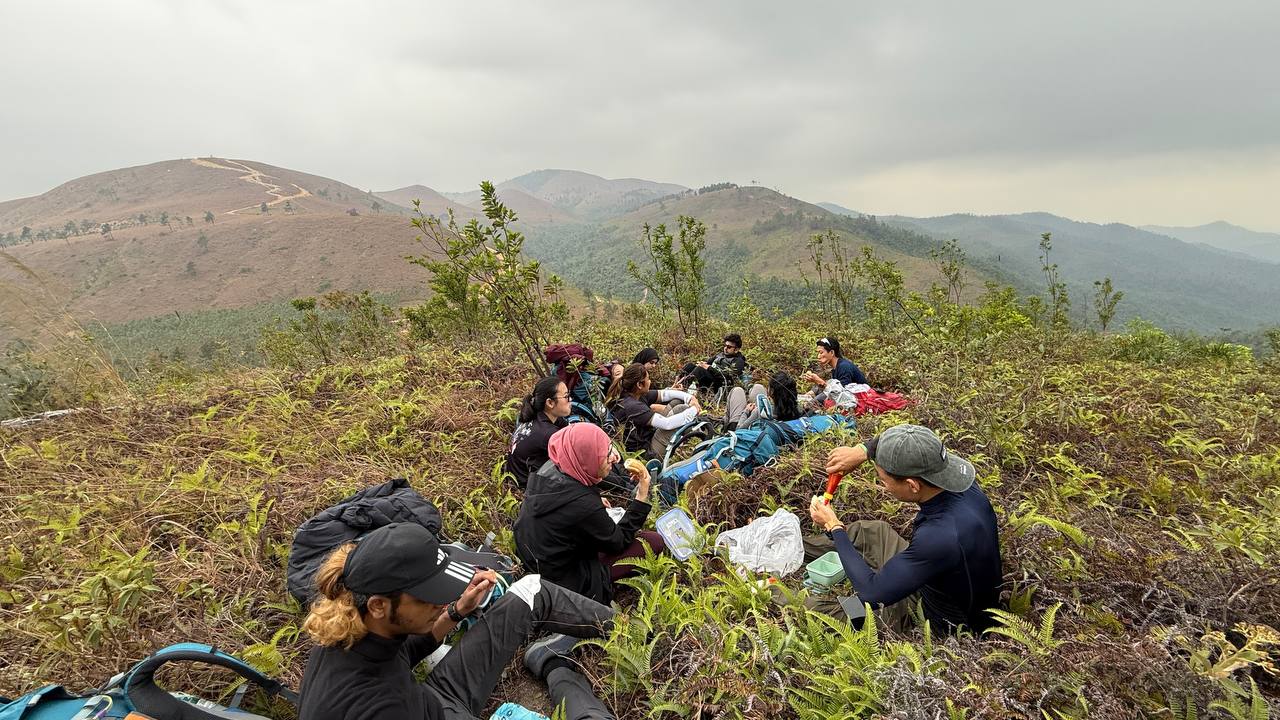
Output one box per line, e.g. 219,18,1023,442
446,602,466,622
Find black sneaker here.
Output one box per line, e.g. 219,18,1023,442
523,633,578,678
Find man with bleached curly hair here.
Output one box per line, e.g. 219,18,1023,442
298,522,617,720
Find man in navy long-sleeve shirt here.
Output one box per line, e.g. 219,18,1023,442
806,424,1002,633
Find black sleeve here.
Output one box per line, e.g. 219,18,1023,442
402,633,442,668
578,498,649,554
864,435,879,460
643,390,660,404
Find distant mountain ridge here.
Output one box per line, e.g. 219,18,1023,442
1140,220,1280,264
442,169,686,221
372,184,478,219
817,202,862,217
3,158,1278,343
884,212,1280,333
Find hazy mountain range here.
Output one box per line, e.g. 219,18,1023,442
1,158,1276,350
1140,221,1280,265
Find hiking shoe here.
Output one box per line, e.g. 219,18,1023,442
523,633,578,678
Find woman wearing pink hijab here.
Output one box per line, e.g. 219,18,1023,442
514,422,667,603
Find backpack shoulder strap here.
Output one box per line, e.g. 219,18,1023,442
123,644,299,720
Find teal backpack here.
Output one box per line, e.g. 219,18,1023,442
0,643,298,720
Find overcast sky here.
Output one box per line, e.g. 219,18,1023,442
3,1,1279,230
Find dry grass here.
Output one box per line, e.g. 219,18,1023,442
2,319,1279,718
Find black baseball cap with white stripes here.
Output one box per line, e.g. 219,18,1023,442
342,523,477,605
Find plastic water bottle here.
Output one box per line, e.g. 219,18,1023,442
688,380,698,396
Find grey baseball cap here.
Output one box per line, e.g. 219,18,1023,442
874,424,975,492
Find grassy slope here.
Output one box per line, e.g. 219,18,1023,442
2,312,1278,718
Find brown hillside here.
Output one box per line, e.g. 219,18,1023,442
0,159,461,341
0,158,393,236
0,211,430,337
0,196,33,218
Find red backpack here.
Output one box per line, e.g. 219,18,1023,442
544,343,595,392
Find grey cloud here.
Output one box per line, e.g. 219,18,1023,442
0,0,1277,229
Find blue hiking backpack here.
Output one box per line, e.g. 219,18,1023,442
658,414,858,498
0,643,298,720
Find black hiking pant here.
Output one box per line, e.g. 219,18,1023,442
425,576,616,719
679,362,730,391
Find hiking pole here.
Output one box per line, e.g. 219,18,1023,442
822,472,843,505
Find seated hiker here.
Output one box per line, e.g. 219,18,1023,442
298,522,618,720
724,371,804,430
802,336,868,390
633,348,689,395
677,333,747,392
804,424,1001,634
632,347,661,374
506,376,572,489
608,363,700,459
515,422,666,604
573,359,623,409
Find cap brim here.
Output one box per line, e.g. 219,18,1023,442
403,554,477,605
921,453,975,493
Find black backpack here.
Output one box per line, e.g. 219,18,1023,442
286,479,443,604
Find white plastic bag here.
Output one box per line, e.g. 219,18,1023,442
823,379,863,409
714,508,804,576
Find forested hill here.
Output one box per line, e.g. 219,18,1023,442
522,185,1019,314
1142,220,1280,265
882,212,1280,334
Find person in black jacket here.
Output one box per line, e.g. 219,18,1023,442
677,333,747,392
506,376,572,488
514,422,666,604
298,523,617,720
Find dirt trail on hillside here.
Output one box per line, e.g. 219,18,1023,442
190,158,312,214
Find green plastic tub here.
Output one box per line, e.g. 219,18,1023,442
806,551,846,587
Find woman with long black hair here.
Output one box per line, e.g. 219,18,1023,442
505,376,572,488
724,371,803,429
608,363,700,459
